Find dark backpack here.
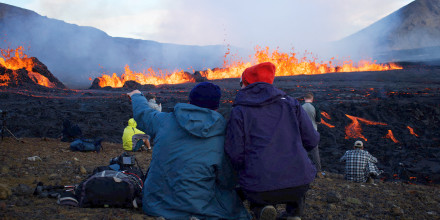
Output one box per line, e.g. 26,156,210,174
76,170,143,208
70,138,103,152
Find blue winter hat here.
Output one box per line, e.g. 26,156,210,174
189,82,221,110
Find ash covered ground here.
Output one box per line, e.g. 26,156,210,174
0,66,440,219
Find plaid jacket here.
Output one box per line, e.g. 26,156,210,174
340,149,380,182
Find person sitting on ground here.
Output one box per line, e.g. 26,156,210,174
122,118,151,152
225,62,320,220
146,94,162,112
127,83,251,220
340,140,383,183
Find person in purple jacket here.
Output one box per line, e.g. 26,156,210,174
224,62,320,220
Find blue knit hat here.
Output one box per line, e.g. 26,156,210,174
189,82,221,110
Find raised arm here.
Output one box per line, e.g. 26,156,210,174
128,90,164,137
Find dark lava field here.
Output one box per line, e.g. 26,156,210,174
1,66,439,184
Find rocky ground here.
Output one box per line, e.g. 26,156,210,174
0,137,439,220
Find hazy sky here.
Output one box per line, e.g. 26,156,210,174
2,0,414,52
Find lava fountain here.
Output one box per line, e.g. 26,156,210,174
94,46,403,88
0,46,57,88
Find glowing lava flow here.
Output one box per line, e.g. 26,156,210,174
345,114,387,141
407,126,419,137
320,111,335,128
0,46,55,88
321,118,335,128
95,46,403,87
384,130,399,143
321,111,331,120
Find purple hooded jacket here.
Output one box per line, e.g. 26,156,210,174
225,82,320,192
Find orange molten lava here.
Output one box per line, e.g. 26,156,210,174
95,65,195,88
321,118,335,128
0,46,55,88
345,114,387,141
407,126,419,137
319,111,334,127
321,111,331,120
95,46,403,87
384,130,399,143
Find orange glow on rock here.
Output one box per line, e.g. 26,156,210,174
0,46,55,88
407,126,419,137
321,111,331,120
345,114,388,141
384,130,399,143
321,118,335,128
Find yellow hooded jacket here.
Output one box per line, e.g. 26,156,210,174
122,118,145,151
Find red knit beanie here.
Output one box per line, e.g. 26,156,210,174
241,62,276,86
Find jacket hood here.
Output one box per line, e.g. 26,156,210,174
174,103,226,138
127,118,137,128
234,82,285,107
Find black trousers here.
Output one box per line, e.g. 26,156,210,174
242,184,309,217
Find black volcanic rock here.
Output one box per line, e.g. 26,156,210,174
193,71,207,82
89,78,101,89
122,80,155,90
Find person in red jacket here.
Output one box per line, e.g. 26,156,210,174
225,62,320,220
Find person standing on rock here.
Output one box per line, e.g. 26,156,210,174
302,92,324,178
340,140,383,183
224,62,320,220
127,82,251,220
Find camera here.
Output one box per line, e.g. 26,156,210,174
109,152,136,167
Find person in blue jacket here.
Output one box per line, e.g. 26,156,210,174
127,82,251,220
224,62,320,220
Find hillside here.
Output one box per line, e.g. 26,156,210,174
0,3,227,88
336,0,440,63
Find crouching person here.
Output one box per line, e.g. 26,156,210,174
225,62,320,220
122,118,151,151
127,82,251,220
340,140,383,183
